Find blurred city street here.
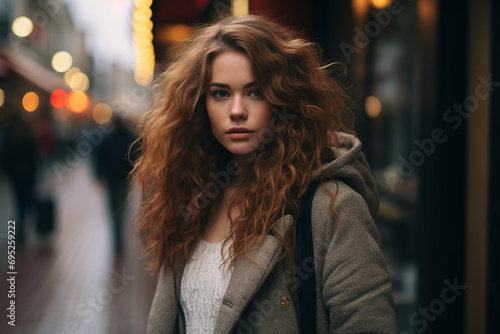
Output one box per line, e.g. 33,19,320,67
0,0,497,332
0,158,156,334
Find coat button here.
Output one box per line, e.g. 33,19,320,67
280,297,290,308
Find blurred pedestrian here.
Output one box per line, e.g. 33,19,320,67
96,116,135,254
35,106,58,165
1,114,38,245
33,105,58,241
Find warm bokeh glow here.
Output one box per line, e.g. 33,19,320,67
365,96,382,118
371,0,392,9
418,0,438,28
52,51,73,73
133,6,152,22
68,72,90,92
158,24,191,44
22,92,39,112
50,89,67,108
64,67,81,87
0,89,4,107
92,103,113,124
133,0,155,86
66,91,89,113
12,16,34,37
352,0,370,20
232,0,249,16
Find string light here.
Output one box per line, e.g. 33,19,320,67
133,0,155,86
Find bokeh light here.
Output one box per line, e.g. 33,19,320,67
352,0,370,19
232,0,249,16
52,51,73,73
133,0,155,86
365,96,382,118
158,24,191,44
12,16,34,37
64,67,81,86
50,89,67,108
22,92,39,112
68,72,90,92
371,0,392,9
0,89,5,107
92,103,113,124
66,91,89,113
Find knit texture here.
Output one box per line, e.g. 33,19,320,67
180,239,232,334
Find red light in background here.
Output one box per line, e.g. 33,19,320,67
50,89,67,108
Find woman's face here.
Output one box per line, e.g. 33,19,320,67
206,52,273,162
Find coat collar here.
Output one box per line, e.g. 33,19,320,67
213,214,294,332
171,215,295,333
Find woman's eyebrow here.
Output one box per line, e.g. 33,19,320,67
208,81,257,89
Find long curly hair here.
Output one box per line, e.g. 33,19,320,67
131,15,353,279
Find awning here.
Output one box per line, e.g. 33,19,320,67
0,46,66,93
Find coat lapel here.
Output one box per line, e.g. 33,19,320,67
148,262,186,334
213,215,294,333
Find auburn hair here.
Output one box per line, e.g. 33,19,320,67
131,15,353,279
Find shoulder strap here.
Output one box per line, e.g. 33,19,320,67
296,180,321,334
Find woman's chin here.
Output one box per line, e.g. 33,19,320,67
227,145,256,157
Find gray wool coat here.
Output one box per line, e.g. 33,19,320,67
147,133,398,333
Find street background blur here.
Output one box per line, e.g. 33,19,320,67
0,0,498,333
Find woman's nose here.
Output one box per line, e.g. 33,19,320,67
229,96,247,121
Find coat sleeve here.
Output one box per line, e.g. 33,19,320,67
317,183,398,333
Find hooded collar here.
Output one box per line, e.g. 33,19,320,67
313,132,379,219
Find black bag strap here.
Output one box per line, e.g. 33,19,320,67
296,180,321,334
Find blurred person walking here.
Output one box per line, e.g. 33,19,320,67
96,116,135,254
1,113,38,245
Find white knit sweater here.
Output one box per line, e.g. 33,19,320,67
180,238,233,334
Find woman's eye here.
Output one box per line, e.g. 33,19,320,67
213,90,229,99
248,89,262,97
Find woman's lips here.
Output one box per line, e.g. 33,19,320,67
227,128,254,140
227,132,254,139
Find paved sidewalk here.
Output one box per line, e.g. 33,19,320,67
0,159,156,334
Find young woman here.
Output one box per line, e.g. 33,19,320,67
133,14,397,334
